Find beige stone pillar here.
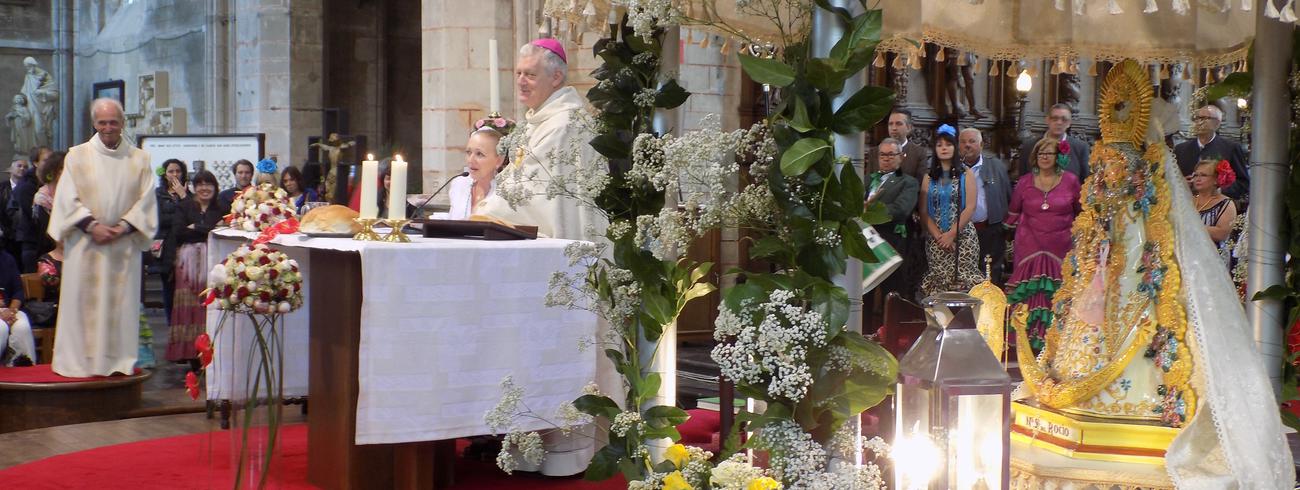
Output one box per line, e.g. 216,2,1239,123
231,0,323,166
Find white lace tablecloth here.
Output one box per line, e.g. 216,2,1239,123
206,228,597,445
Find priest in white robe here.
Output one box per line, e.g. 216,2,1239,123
48,98,158,377
476,39,602,241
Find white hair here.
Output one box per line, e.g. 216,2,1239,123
518,43,568,84
1199,104,1223,121
878,137,902,149
959,127,982,142
90,97,125,122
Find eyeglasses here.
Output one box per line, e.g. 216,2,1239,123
879,152,901,157
1037,152,1057,157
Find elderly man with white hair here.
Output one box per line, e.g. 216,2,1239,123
1174,104,1250,200
47,98,158,377
476,38,603,241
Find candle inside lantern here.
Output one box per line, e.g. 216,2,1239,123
388,155,408,220
489,39,500,114
359,154,378,219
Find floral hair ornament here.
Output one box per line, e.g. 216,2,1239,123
936,124,957,138
1057,140,1071,169
1216,159,1237,188
529,38,567,64
255,158,278,175
473,116,517,137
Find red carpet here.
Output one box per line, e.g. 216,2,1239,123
0,364,144,383
0,423,627,489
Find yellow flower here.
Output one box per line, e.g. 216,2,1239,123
747,476,781,490
662,471,693,490
664,443,691,468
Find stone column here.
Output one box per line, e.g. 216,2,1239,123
420,0,515,202
231,0,323,166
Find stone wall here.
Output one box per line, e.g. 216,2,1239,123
71,0,210,145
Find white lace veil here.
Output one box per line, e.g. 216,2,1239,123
1161,156,1295,489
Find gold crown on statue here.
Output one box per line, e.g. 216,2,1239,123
1097,60,1153,147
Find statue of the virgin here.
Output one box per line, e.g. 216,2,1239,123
1012,60,1293,488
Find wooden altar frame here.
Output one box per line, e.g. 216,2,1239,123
306,248,455,489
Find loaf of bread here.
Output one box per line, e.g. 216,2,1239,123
299,205,361,234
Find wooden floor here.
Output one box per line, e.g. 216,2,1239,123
0,411,308,469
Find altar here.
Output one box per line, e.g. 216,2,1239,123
206,229,598,489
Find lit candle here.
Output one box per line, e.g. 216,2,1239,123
359,154,378,219
488,39,500,114
388,155,408,220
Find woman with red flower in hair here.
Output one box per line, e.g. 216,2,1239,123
1190,158,1238,247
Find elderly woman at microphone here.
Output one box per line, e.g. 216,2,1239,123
445,117,512,220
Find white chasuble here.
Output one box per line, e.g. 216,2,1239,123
49,134,158,377
477,86,605,241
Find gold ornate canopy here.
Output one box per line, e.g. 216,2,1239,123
878,0,1256,72
542,0,789,46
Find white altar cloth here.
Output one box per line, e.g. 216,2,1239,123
206,228,598,445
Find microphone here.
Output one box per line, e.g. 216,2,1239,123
410,171,469,219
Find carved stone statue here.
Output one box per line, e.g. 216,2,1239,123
20,57,57,148
5,94,37,156
943,49,981,119
1056,72,1081,114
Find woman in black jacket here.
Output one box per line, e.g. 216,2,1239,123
167,170,228,367
154,158,190,323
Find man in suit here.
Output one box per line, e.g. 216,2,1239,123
217,159,254,208
960,128,1011,285
0,159,29,267
1174,104,1249,200
868,108,930,181
1018,103,1090,183
867,138,920,298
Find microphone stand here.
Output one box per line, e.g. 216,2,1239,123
410,171,469,219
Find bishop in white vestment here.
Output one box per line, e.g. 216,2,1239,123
476,39,603,241
49,99,158,377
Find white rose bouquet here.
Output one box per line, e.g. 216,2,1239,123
227,183,298,232
202,243,303,314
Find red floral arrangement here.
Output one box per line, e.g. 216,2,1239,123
1216,160,1237,189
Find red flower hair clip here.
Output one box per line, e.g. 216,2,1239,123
1216,160,1236,188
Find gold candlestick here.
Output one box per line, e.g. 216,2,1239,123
381,219,411,243
352,218,383,241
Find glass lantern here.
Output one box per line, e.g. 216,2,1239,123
894,292,1011,490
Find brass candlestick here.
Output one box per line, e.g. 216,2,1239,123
352,218,383,241
381,219,411,243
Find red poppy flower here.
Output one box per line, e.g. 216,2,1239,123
1058,140,1070,154
194,333,213,369
185,371,201,400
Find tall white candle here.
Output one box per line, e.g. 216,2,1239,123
489,39,500,114
388,155,408,220
359,154,378,219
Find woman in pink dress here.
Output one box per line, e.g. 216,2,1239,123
1005,137,1082,352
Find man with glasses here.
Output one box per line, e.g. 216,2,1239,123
868,108,929,180
1017,103,1091,182
1174,104,1249,200
866,138,919,300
